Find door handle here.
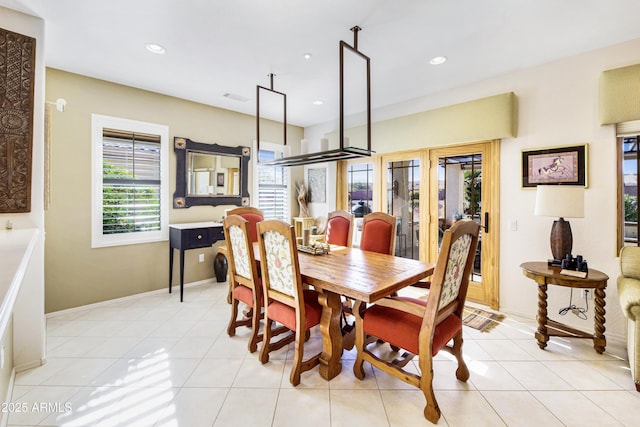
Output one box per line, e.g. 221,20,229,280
481,212,489,233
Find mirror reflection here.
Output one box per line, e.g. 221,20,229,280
187,152,241,197
173,136,250,208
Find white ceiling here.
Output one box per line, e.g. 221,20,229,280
4,0,640,127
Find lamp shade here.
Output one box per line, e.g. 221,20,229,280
534,185,584,218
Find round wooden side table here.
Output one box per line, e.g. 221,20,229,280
520,261,608,354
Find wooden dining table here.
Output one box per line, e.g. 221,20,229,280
221,244,435,380
298,246,434,380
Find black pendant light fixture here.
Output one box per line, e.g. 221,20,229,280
256,73,287,162
257,26,373,166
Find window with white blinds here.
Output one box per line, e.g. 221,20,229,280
255,142,290,221
102,130,161,234
91,115,169,248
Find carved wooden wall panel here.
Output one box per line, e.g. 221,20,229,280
0,27,35,213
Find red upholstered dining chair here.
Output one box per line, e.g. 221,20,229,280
257,219,323,386
360,212,397,255
223,214,289,353
226,206,264,243
225,207,264,304
222,214,263,353
352,219,480,423
325,210,354,247
340,212,398,345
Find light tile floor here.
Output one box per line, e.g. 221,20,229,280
7,282,640,426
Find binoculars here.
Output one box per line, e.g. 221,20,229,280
560,254,588,272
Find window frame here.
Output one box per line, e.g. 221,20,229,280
253,140,291,221
338,155,382,213
618,134,640,251
338,156,382,247
91,114,169,248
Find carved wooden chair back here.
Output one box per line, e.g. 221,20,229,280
360,212,397,255
257,219,322,385
326,210,354,247
226,206,264,243
223,214,262,352
353,219,480,423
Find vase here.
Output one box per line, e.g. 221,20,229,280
214,252,228,282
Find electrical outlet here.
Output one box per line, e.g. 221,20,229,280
198,253,205,263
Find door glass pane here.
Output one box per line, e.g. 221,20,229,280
438,154,482,282
386,159,420,259
347,162,374,246
623,137,638,244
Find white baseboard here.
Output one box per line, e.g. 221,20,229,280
46,278,220,319
15,357,46,374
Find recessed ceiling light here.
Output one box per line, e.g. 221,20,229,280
312,100,324,105
145,43,166,54
303,52,313,60
429,56,447,65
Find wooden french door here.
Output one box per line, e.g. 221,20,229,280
428,141,500,309
381,151,428,260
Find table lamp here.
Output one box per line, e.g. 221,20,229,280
534,185,584,262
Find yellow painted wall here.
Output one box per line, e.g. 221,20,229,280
44,69,302,312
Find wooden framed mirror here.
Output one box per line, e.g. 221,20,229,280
173,137,250,208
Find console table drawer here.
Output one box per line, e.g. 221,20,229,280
210,226,224,242
184,228,213,249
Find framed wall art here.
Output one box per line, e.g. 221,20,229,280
0,28,36,213
521,144,588,188
307,167,327,203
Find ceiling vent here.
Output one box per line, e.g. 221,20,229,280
223,92,250,102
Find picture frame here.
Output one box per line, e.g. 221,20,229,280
307,167,327,203
217,172,225,187
521,144,588,188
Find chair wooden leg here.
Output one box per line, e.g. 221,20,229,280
227,299,240,337
423,399,441,424
247,304,261,353
259,318,296,363
353,301,366,380
289,329,304,386
419,357,441,423
451,332,469,381
259,319,273,364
